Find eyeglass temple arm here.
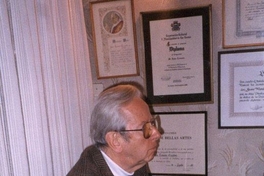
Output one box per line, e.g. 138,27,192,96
119,129,142,132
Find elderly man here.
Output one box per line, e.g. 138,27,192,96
67,83,161,176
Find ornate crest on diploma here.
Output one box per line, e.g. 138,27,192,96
171,21,181,31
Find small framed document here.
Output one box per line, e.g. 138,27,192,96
223,0,264,48
219,49,264,128
90,0,139,78
141,5,212,105
149,112,207,175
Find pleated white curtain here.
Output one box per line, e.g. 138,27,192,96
0,0,93,175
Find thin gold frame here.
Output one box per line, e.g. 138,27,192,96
223,0,264,48
90,0,139,78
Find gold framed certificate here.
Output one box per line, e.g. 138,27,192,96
90,0,139,78
223,0,264,48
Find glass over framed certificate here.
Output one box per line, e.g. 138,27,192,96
219,49,264,128
141,5,212,105
223,0,264,48
90,0,139,78
149,112,207,175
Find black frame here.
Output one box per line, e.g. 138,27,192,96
218,48,264,128
142,5,212,105
149,111,208,176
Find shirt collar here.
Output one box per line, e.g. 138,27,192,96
100,150,134,176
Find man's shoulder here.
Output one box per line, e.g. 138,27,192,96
134,165,149,176
82,145,100,156
67,145,113,176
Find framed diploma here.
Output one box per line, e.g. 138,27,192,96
141,6,212,105
149,112,207,175
219,49,264,128
223,0,264,48
90,0,139,78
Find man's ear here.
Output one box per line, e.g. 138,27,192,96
105,132,123,153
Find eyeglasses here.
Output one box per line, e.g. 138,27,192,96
118,116,159,139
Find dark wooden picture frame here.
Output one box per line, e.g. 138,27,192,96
141,5,212,105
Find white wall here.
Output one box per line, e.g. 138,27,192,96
1,0,263,175
84,0,264,175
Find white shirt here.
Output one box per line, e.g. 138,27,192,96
100,150,134,176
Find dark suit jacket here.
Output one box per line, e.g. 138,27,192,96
67,145,149,176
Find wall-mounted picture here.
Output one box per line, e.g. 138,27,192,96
149,112,207,175
219,49,264,128
223,0,264,48
141,5,212,105
90,0,139,78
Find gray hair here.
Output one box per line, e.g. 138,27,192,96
90,83,144,148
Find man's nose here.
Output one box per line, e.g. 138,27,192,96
151,126,161,140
